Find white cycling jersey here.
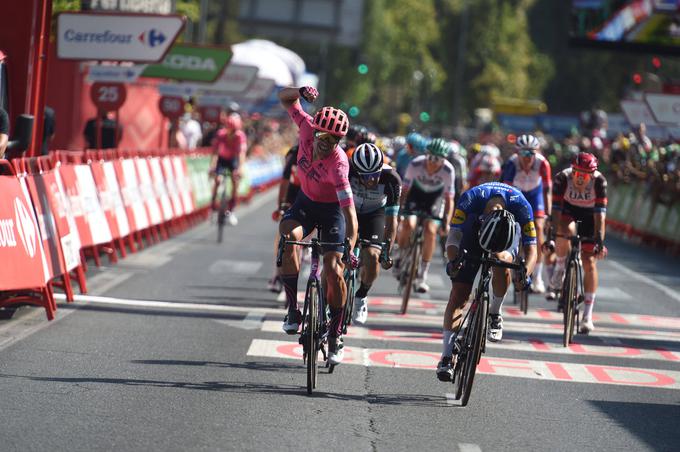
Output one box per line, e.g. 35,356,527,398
403,155,455,197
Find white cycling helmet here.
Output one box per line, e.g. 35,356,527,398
516,134,540,151
479,209,517,253
352,143,384,174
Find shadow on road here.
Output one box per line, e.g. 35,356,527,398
588,400,679,451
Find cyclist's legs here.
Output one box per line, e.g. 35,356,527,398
421,219,439,263
359,246,381,287
442,282,473,357
551,218,576,288
581,249,598,319
228,168,240,211
490,250,513,315
211,174,224,209
279,219,305,311
397,215,416,249
356,209,385,291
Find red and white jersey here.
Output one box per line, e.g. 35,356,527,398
501,153,552,193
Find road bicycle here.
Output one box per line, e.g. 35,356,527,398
512,248,529,315
341,238,391,334
277,232,350,394
397,212,441,315
556,233,586,347
449,250,525,406
213,167,238,243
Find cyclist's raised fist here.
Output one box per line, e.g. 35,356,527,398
298,86,319,103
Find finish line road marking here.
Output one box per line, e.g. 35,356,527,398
258,321,680,364
247,339,680,390
608,260,680,305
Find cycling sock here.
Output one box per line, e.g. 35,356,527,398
551,256,567,287
419,260,431,280
583,292,595,319
281,274,299,312
442,329,455,357
489,294,506,315
534,262,544,281
329,307,344,337
355,282,371,299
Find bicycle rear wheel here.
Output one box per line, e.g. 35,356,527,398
304,281,319,394
561,262,577,347
460,292,487,406
400,241,420,315
216,189,228,243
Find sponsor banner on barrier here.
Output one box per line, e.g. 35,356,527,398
161,156,184,217
0,176,50,289
53,169,82,271
185,156,213,208
102,161,131,238
90,160,124,240
135,158,163,226
117,159,150,231
172,156,195,214
74,165,113,245
149,157,175,222
24,172,65,281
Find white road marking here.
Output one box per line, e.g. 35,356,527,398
247,339,680,390
445,393,457,406
0,307,77,352
54,293,285,316
428,274,445,289
608,260,680,305
458,444,482,452
276,291,286,303
596,287,633,301
209,260,263,275
86,271,134,295
215,312,264,330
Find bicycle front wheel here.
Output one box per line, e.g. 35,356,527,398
562,262,577,347
460,291,488,407
342,270,355,334
400,241,421,315
304,281,319,394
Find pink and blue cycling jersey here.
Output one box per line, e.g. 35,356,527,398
500,153,551,217
287,102,353,208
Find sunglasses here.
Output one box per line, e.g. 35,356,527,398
314,131,339,143
360,171,381,183
519,150,535,157
572,169,593,179
427,154,443,163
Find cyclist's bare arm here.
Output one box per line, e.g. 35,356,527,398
594,211,605,242
278,87,302,109
522,243,538,276
277,179,290,208
385,215,398,245
544,184,552,217
342,204,359,250
441,195,454,232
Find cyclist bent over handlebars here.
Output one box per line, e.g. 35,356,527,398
277,86,358,366
438,182,537,382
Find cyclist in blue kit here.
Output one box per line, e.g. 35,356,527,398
437,182,537,381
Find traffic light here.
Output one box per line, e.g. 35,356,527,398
652,57,661,70
357,64,369,75
419,111,430,122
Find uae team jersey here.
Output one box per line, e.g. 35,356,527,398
403,155,456,197
451,182,537,246
287,102,353,207
553,168,607,213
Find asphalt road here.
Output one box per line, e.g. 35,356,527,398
1,189,679,452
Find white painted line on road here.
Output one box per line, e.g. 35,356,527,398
445,393,457,406
459,443,482,452
209,260,263,275
596,287,633,301
53,293,285,316
215,312,265,330
276,291,286,303
247,339,680,390
87,271,134,296
608,260,680,305
0,307,77,352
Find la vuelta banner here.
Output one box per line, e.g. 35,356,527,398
0,176,50,289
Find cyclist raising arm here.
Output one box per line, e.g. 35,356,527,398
438,182,537,382
547,152,607,333
210,112,247,225
277,86,358,365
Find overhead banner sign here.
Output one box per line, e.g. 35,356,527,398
87,64,145,83
82,0,173,14
57,12,185,62
621,100,657,126
141,44,231,82
158,83,197,97
645,93,680,125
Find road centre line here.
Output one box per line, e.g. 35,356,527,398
458,444,482,452
607,260,680,305
247,339,680,390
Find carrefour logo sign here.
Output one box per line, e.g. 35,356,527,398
63,28,166,48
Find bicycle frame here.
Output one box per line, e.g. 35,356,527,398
399,213,439,314
560,234,586,346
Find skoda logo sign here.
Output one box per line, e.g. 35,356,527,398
14,197,37,258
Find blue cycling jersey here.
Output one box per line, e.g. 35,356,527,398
451,182,537,245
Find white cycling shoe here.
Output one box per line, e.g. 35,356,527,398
328,336,345,365
226,212,238,226
414,278,430,293
579,317,595,334
353,297,368,324
488,314,503,342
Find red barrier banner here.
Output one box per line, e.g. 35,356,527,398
0,176,50,289
102,160,131,239
149,157,175,221
116,158,149,232
173,156,195,214
24,172,65,281
162,156,184,217
51,168,82,271
135,158,163,226
90,159,129,240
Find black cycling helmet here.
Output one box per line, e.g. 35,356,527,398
478,209,517,253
